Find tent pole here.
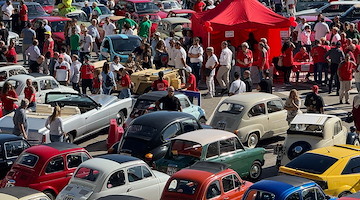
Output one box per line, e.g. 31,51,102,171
208,32,210,47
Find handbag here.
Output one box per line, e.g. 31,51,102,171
204,68,213,77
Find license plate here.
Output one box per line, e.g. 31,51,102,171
63,196,75,200
167,165,178,175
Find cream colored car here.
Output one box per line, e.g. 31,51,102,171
274,114,349,166
210,93,288,148
0,187,50,200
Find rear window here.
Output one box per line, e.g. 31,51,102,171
217,102,244,114
75,167,100,182
285,153,338,174
288,124,324,137
170,140,202,158
244,190,276,200
127,125,158,140
16,153,39,168
167,179,198,195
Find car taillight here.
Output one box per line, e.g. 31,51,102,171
315,180,328,190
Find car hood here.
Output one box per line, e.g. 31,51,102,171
296,9,318,16
58,182,94,200
2,165,36,187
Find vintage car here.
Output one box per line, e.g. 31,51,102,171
0,134,30,179
296,0,328,11
274,114,353,166
114,0,167,19
72,3,114,22
155,0,182,12
157,17,191,39
0,187,51,200
0,65,28,84
99,34,142,62
124,91,206,127
33,16,71,51
295,1,360,17
161,161,253,200
114,111,210,162
0,1,49,20
242,175,336,200
0,92,133,144
154,129,266,180
338,192,360,200
166,9,196,18
339,5,360,23
33,0,55,14
131,68,182,94
56,154,169,200
279,145,360,197
1,142,92,200
3,73,77,104
64,10,91,27
210,93,288,148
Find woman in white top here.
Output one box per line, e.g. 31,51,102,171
45,106,66,142
204,47,218,98
121,23,134,35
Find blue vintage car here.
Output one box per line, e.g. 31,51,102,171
99,34,142,62
242,175,336,200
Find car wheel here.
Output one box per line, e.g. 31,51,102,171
354,139,360,146
249,161,262,180
199,116,206,124
65,132,74,143
117,111,125,126
43,190,55,200
339,191,352,198
247,132,259,148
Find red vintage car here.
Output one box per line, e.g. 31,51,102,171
115,0,167,19
32,0,55,14
160,161,253,200
1,142,92,200
32,16,71,51
166,9,195,19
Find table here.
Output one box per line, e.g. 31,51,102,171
292,61,314,82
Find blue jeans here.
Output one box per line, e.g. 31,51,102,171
314,62,327,84
118,88,131,99
189,62,201,83
50,135,63,142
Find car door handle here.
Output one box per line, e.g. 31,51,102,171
127,188,132,192
66,173,74,177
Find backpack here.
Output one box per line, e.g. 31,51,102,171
105,73,114,87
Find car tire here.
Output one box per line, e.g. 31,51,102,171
43,190,55,200
354,139,360,146
247,132,259,148
65,132,74,143
249,161,262,180
339,191,352,198
117,111,125,126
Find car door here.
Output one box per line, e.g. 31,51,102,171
100,170,128,197
205,180,222,200
126,165,161,199
337,157,360,193
247,103,269,136
221,174,243,200
38,156,70,193
266,99,288,137
332,120,347,145
301,187,326,200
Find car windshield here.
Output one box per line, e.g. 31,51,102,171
99,5,112,15
320,4,353,13
27,4,47,16
163,1,181,9
285,153,338,174
50,20,67,32
131,99,157,117
111,37,141,53
288,124,324,137
75,167,100,182
126,124,158,140
244,190,276,200
135,2,159,12
46,93,94,104
16,153,38,168
167,179,198,195
170,140,202,158
217,102,244,114
34,0,55,5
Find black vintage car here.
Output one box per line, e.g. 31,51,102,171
111,111,211,163
0,134,30,179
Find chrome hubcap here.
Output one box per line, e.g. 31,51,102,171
251,165,260,178
248,135,258,147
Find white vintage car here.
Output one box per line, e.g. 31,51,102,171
210,93,289,148
56,155,169,200
274,114,351,166
0,65,28,83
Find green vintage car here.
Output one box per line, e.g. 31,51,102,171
154,129,266,180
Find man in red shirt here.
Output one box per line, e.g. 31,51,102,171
118,68,132,99
193,0,206,12
19,0,28,28
80,55,95,94
152,71,169,91
311,40,328,84
338,54,356,104
24,79,36,111
184,66,198,91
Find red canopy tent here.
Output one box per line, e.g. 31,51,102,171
191,0,291,59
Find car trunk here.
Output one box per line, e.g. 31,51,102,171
5,165,36,187
210,113,241,132
121,137,154,159
59,182,94,200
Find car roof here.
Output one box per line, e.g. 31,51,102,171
0,134,24,143
173,129,237,146
290,114,337,125
0,187,45,199
34,16,71,22
0,65,25,71
341,192,360,199
168,9,196,14
223,92,280,105
97,154,140,164
132,111,195,129
188,161,229,174
137,91,185,101
105,34,141,40
248,175,316,197
7,73,53,81
161,17,191,23
309,145,360,159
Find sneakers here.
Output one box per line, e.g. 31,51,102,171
204,93,213,99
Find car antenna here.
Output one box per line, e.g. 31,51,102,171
325,147,330,153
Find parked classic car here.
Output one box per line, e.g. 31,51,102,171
0,134,30,179
279,145,360,197
155,0,182,12
0,65,28,84
33,0,55,14
274,114,352,166
295,1,360,17
242,175,336,200
166,9,195,18
99,34,142,62
157,17,191,39
339,5,360,22
210,93,288,148
154,129,266,180
114,0,167,19
0,1,49,20
124,91,206,127
56,154,169,200
0,187,51,200
0,92,133,144
161,161,253,200
115,111,210,162
71,3,114,22
296,0,328,12
1,142,92,200
97,195,145,200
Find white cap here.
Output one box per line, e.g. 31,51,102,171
185,66,192,73
155,32,160,36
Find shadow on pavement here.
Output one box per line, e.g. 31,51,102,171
260,165,279,179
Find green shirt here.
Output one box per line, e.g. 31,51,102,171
93,6,102,15
70,34,80,51
117,18,138,30
139,20,151,38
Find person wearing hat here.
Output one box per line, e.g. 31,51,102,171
304,85,325,114
151,32,164,57
325,41,345,95
43,31,54,60
184,66,198,92
204,46,218,98
79,28,93,62
139,15,152,41
152,71,169,91
54,54,71,85
80,55,95,94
